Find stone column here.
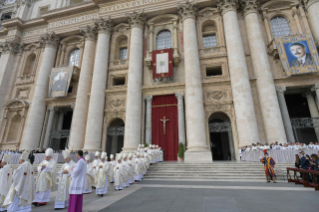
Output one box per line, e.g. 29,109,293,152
242,0,287,144
311,83,319,102
43,107,56,148
304,91,319,141
145,96,153,145
57,111,65,131
20,33,59,150
275,87,296,143
177,1,212,162
217,0,260,146
292,7,303,34
122,10,146,152
84,18,113,151
175,93,186,145
303,0,319,44
69,26,97,150
262,11,272,43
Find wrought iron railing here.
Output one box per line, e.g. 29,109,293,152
209,122,232,133
290,117,319,129
107,127,125,136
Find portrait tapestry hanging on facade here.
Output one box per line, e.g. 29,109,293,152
49,66,74,98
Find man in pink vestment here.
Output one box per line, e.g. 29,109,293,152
68,150,87,212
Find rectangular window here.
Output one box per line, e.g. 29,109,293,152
1,13,12,21
119,48,127,60
38,6,50,17
113,77,126,86
206,67,222,77
203,34,217,48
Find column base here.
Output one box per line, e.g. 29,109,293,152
184,150,212,163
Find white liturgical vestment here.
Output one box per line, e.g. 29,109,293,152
69,158,87,195
84,162,95,194
0,164,13,211
95,161,111,195
114,162,125,189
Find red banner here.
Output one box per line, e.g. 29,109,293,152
152,95,178,161
152,48,174,79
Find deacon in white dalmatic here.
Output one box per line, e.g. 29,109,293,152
33,148,57,207
3,151,35,212
92,151,101,189
0,154,13,212
54,150,76,210
84,154,95,194
95,152,111,196
114,154,125,190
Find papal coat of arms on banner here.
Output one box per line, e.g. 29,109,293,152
275,34,319,77
49,66,74,98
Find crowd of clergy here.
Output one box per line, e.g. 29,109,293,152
0,144,163,212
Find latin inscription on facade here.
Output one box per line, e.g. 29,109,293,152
48,13,98,29
100,0,169,12
22,28,47,37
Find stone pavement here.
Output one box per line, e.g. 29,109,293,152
30,180,319,212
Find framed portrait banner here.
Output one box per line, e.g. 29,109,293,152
275,34,319,77
49,66,74,98
152,48,174,79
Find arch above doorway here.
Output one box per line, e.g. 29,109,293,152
106,118,125,158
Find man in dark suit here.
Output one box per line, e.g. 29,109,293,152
289,42,314,67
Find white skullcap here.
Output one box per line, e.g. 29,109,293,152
62,150,71,159
20,150,30,161
110,154,114,159
101,152,107,159
95,151,100,157
85,154,91,161
45,148,53,156
2,154,12,163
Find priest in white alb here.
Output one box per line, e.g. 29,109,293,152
95,152,111,196
109,154,116,183
0,154,13,212
114,154,125,190
33,148,57,207
84,154,95,194
3,150,35,212
54,150,76,210
92,151,101,189
68,150,87,212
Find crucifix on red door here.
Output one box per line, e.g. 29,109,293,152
160,116,170,135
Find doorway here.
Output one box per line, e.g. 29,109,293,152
106,118,125,158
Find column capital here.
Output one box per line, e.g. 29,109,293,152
18,0,34,8
80,25,97,41
94,16,113,35
275,86,286,93
125,9,146,29
217,0,239,16
241,0,260,17
48,106,55,111
40,32,60,49
144,95,153,102
177,0,198,21
175,92,185,99
302,0,319,9
291,6,300,17
0,41,25,55
311,83,319,92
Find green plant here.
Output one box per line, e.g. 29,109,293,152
144,143,149,148
178,142,184,159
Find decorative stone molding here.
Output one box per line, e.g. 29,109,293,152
79,25,97,41
15,87,31,99
94,16,113,35
311,83,319,92
17,0,34,7
144,95,153,102
0,41,24,55
302,0,319,9
217,0,239,16
39,32,60,49
275,86,287,93
241,0,260,17
175,92,184,99
125,9,146,29
177,0,198,21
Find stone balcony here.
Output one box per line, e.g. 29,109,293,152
199,46,227,59
109,59,129,71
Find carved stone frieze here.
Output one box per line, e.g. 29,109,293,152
0,41,24,55
217,0,239,16
79,25,97,41
302,0,319,9
205,90,230,103
241,0,259,16
177,0,198,21
15,87,31,99
125,9,146,29
107,98,126,109
39,32,60,49
94,16,113,35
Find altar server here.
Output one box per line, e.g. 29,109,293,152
92,151,101,189
114,155,125,190
68,150,87,212
0,154,12,212
84,154,95,194
95,152,111,196
54,150,76,210
33,148,57,207
3,151,35,212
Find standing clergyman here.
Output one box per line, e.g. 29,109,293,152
68,150,87,212
3,151,35,212
54,150,76,210
0,154,13,212
33,148,57,207
95,152,111,197
84,154,95,194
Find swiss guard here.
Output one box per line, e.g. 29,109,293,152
260,149,276,183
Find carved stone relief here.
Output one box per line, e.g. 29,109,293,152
15,87,31,99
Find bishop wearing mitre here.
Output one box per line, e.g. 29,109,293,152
33,148,57,207
92,151,101,189
0,154,13,212
54,150,76,210
3,151,35,212
109,154,116,183
95,152,111,196
114,154,125,191
84,154,95,194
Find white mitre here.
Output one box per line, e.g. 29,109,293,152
110,154,114,159
62,150,71,159
139,152,144,157
95,151,100,157
128,153,132,158
101,152,107,159
20,150,30,161
123,153,127,158
45,148,53,156
85,154,91,161
2,153,12,163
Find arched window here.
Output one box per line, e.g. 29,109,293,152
23,53,36,76
202,21,217,48
270,16,291,38
7,114,21,142
116,35,128,60
156,30,172,50
68,48,81,66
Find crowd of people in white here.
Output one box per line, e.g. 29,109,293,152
0,144,163,212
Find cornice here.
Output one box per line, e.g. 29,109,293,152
177,0,198,22
217,0,239,16
242,0,260,17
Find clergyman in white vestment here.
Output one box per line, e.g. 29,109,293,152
0,154,13,212
54,150,76,210
33,148,57,206
84,154,95,194
92,151,101,189
3,151,35,212
114,154,125,190
95,152,111,196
